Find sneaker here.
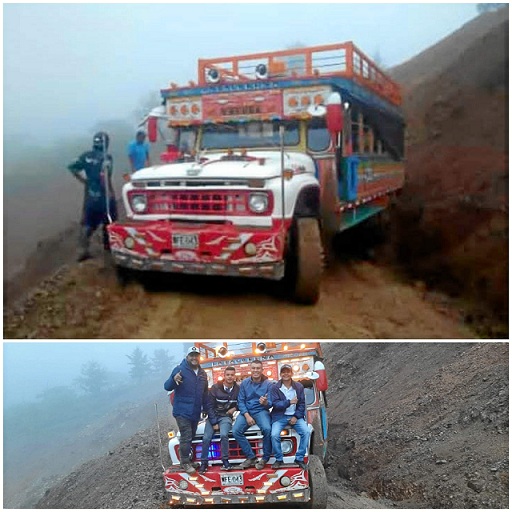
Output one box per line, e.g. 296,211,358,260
294,459,308,470
221,460,234,470
255,458,269,470
191,462,201,469
180,462,197,475
272,460,284,469
199,462,208,474
239,457,258,469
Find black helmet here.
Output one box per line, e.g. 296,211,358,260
93,131,109,151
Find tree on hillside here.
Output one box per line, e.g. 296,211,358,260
75,360,109,395
127,346,152,382
151,349,174,376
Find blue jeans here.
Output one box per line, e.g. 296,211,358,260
200,416,233,462
271,416,310,462
233,410,272,460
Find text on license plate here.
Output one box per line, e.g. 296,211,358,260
172,234,198,250
221,473,243,486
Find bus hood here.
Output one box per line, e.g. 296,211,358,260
132,151,316,181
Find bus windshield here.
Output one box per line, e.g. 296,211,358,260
201,120,299,150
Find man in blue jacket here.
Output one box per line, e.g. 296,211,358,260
199,366,239,473
164,346,208,474
269,364,310,470
233,360,272,470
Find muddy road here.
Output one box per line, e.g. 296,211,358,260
4,238,475,339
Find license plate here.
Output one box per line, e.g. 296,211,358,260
172,234,198,250
221,473,243,486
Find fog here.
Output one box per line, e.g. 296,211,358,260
4,3,478,147
3,341,190,507
3,341,187,406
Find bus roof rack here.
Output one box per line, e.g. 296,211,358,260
196,42,401,106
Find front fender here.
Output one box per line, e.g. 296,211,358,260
293,185,320,218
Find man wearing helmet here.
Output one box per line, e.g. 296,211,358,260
127,129,151,175
68,132,117,262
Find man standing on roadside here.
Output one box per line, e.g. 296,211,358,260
164,346,208,475
127,129,151,175
68,131,117,262
270,364,310,470
233,360,273,470
199,366,240,473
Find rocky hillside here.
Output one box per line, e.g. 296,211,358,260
323,342,508,509
36,342,508,509
389,7,508,336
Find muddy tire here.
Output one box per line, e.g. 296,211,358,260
307,454,328,508
292,218,322,304
320,165,341,267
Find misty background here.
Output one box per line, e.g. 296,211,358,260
3,341,188,507
3,341,187,406
3,3,480,286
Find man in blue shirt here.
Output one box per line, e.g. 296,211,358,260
269,364,310,470
128,129,151,174
233,360,273,470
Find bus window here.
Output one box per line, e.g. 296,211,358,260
178,127,198,153
307,117,330,152
299,379,317,406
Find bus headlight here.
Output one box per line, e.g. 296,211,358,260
131,194,148,213
248,193,269,213
281,440,293,455
179,480,189,490
280,476,291,487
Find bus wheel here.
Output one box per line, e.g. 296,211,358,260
308,454,328,508
292,218,322,304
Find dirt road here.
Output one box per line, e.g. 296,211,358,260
4,243,474,339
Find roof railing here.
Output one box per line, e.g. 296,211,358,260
196,42,401,106
194,341,322,361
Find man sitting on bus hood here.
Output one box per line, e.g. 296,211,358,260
164,346,208,474
233,360,273,470
199,366,240,473
270,364,310,470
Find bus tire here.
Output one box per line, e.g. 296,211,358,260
308,454,328,508
292,218,322,304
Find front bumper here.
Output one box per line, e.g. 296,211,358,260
167,488,310,505
107,219,287,280
164,465,310,506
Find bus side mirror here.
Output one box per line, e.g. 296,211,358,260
148,116,158,143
